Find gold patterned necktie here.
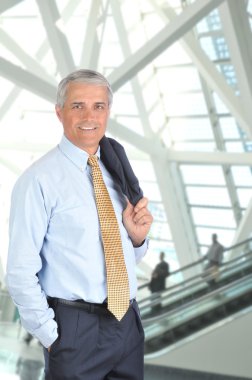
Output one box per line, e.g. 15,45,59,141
88,155,130,320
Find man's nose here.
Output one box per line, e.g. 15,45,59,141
81,107,95,120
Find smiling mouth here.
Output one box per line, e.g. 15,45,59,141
77,122,98,131
78,126,97,130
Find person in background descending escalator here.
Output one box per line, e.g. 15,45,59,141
204,233,224,288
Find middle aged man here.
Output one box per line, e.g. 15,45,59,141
6,69,153,380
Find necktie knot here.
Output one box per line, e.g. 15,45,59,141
88,155,99,167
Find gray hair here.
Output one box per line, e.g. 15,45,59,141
56,69,113,108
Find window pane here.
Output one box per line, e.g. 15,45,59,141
219,117,240,139
237,189,252,208
157,67,202,94
186,186,231,207
231,166,252,186
191,207,236,228
225,142,244,152
213,92,229,114
180,165,226,185
149,222,171,241
174,142,216,151
163,93,207,116
168,118,213,141
130,160,156,182
148,202,167,222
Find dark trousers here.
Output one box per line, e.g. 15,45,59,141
44,299,144,380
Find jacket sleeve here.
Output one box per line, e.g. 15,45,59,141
100,136,143,205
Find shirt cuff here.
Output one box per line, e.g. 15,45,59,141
134,238,149,264
33,317,58,348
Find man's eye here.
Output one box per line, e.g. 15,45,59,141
72,104,82,109
95,104,104,110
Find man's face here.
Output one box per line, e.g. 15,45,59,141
55,82,110,154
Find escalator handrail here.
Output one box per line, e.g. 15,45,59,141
139,252,252,311
142,272,252,328
138,237,252,291
139,249,252,302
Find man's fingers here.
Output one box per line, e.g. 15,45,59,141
133,208,153,224
134,197,148,211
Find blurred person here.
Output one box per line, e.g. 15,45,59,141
6,69,153,380
204,233,224,288
149,251,169,312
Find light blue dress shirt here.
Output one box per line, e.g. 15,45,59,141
6,135,148,348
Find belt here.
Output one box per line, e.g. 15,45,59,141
47,297,135,315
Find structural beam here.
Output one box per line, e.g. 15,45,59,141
0,27,57,84
0,0,24,14
0,156,22,175
151,0,252,139
229,198,252,257
0,86,20,120
108,119,156,154
152,159,201,268
0,57,56,103
108,0,225,91
111,0,199,265
219,0,252,135
79,0,102,68
0,142,53,152
36,0,75,76
166,150,252,165
0,0,81,120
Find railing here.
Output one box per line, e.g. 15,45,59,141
143,269,252,354
138,237,252,297
140,238,252,353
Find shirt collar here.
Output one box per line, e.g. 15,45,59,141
58,135,101,172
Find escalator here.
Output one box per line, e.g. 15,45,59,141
144,364,250,380
137,238,252,354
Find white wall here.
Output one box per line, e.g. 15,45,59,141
145,307,252,379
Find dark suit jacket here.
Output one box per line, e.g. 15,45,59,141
100,136,143,206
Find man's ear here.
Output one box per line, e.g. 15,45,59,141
55,105,62,122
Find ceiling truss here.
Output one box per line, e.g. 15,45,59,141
0,0,252,274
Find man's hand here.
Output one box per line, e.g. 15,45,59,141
122,197,153,246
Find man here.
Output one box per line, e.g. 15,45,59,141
149,251,169,312
149,251,169,293
204,233,224,287
6,69,153,380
